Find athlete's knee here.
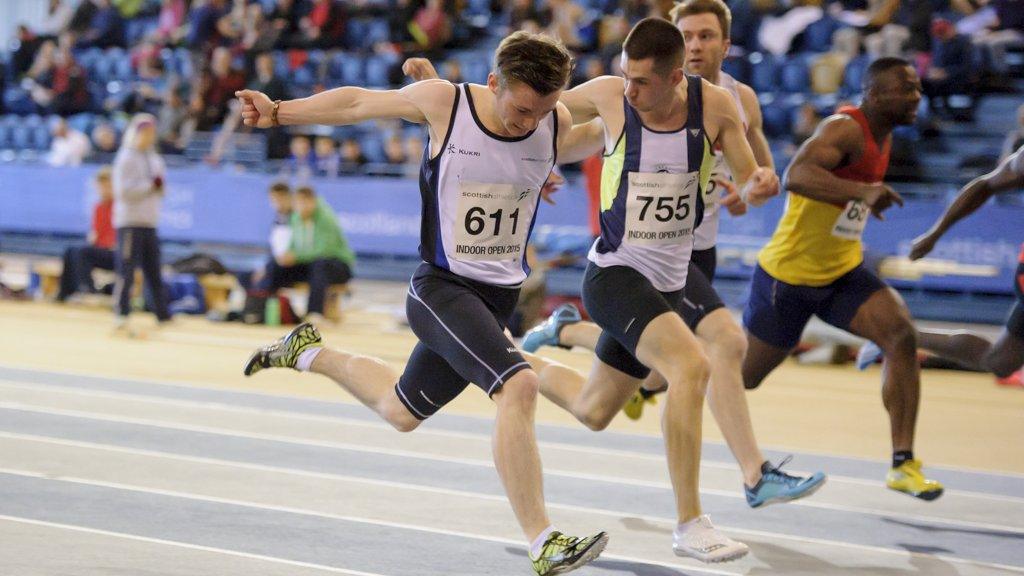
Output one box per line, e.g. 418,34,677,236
379,393,422,433
880,320,918,355
495,370,540,411
576,405,616,432
706,323,748,363
662,352,711,397
742,362,768,390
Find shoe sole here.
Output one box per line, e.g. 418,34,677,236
675,544,749,563
888,485,944,501
243,323,320,377
749,475,828,509
547,532,609,575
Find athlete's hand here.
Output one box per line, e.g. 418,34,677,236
235,89,274,128
540,172,564,205
717,178,748,216
402,57,440,82
739,167,779,207
863,183,904,220
908,232,939,260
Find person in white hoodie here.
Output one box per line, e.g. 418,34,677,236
111,113,170,329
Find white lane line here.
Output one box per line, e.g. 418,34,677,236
3,398,1024,535
0,468,741,576
0,514,388,576
5,363,1022,483
1,379,1021,505
2,432,1023,575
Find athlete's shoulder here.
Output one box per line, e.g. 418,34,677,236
804,113,865,155
402,79,459,111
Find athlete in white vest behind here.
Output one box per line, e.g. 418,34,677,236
235,31,608,576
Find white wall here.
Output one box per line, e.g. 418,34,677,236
0,0,61,47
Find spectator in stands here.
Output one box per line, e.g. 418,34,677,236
154,0,187,45
383,132,407,165
40,0,74,39
954,0,1024,73
75,0,126,49
186,0,229,54
27,41,91,116
410,0,452,52
547,0,586,50
196,46,246,130
111,113,171,330
792,102,823,145
57,166,117,302
11,25,45,79
48,118,92,166
157,81,195,154
1001,104,1024,161
92,123,120,160
288,135,316,179
297,0,347,49
314,136,340,177
508,0,551,33
68,0,100,38
404,132,424,168
439,59,464,84
215,0,248,46
339,137,366,173
269,0,305,49
259,186,355,324
252,182,294,287
240,3,280,58
922,18,973,117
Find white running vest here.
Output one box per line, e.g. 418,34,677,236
419,83,557,286
694,72,748,251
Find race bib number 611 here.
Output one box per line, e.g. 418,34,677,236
453,180,535,261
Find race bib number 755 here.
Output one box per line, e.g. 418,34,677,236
624,171,699,246
452,180,536,261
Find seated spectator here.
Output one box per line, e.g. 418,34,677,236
195,46,246,130
921,18,973,117
383,132,407,165
287,135,315,179
252,182,293,287
1001,104,1024,161
297,0,347,49
185,0,229,53
954,0,1024,73
92,123,120,159
154,0,187,45
12,25,45,78
240,3,280,57
40,0,74,39
339,138,366,173
314,136,341,177
792,102,822,145
410,0,451,51
269,0,305,49
75,0,126,49
259,186,355,324
158,81,195,154
57,166,117,302
48,118,92,166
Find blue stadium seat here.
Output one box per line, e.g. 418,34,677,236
32,125,51,150
748,53,779,94
365,55,396,87
0,118,12,148
67,112,95,134
347,20,371,48
329,53,363,85
802,17,840,53
721,56,751,85
842,55,870,96
365,20,390,45
779,55,811,93
359,133,386,164
456,54,490,84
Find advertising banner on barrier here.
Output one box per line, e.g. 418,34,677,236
1,163,1020,293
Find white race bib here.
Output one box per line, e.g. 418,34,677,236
831,200,869,240
452,180,535,261
624,171,699,246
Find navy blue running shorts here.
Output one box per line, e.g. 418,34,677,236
397,263,530,420
743,263,886,350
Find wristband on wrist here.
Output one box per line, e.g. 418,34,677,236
271,100,282,127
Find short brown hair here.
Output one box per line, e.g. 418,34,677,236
295,186,316,198
493,31,573,96
622,17,685,75
269,182,290,195
669,0,732,40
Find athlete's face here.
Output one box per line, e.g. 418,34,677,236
677,13,729,80
871,65,922,126
620,54,683,113
488,74,562,137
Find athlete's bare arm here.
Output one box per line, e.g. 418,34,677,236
784,114,903,217
559,75,624,125
737,83,774,170
910,146,1024,259
705,82,779,207
236,80,456,155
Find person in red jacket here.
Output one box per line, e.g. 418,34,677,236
57,166,117,302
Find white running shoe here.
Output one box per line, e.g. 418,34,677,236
856,341,884,370
673,515,749,563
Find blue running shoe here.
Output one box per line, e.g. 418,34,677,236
521,303,582,353
745,457,827,508
856,341,884,370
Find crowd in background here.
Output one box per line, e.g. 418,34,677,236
0,0,1022,176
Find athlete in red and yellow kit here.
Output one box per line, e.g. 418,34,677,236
741,57,944,501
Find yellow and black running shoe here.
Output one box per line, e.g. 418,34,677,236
531,531,609,576
244,322,322,376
